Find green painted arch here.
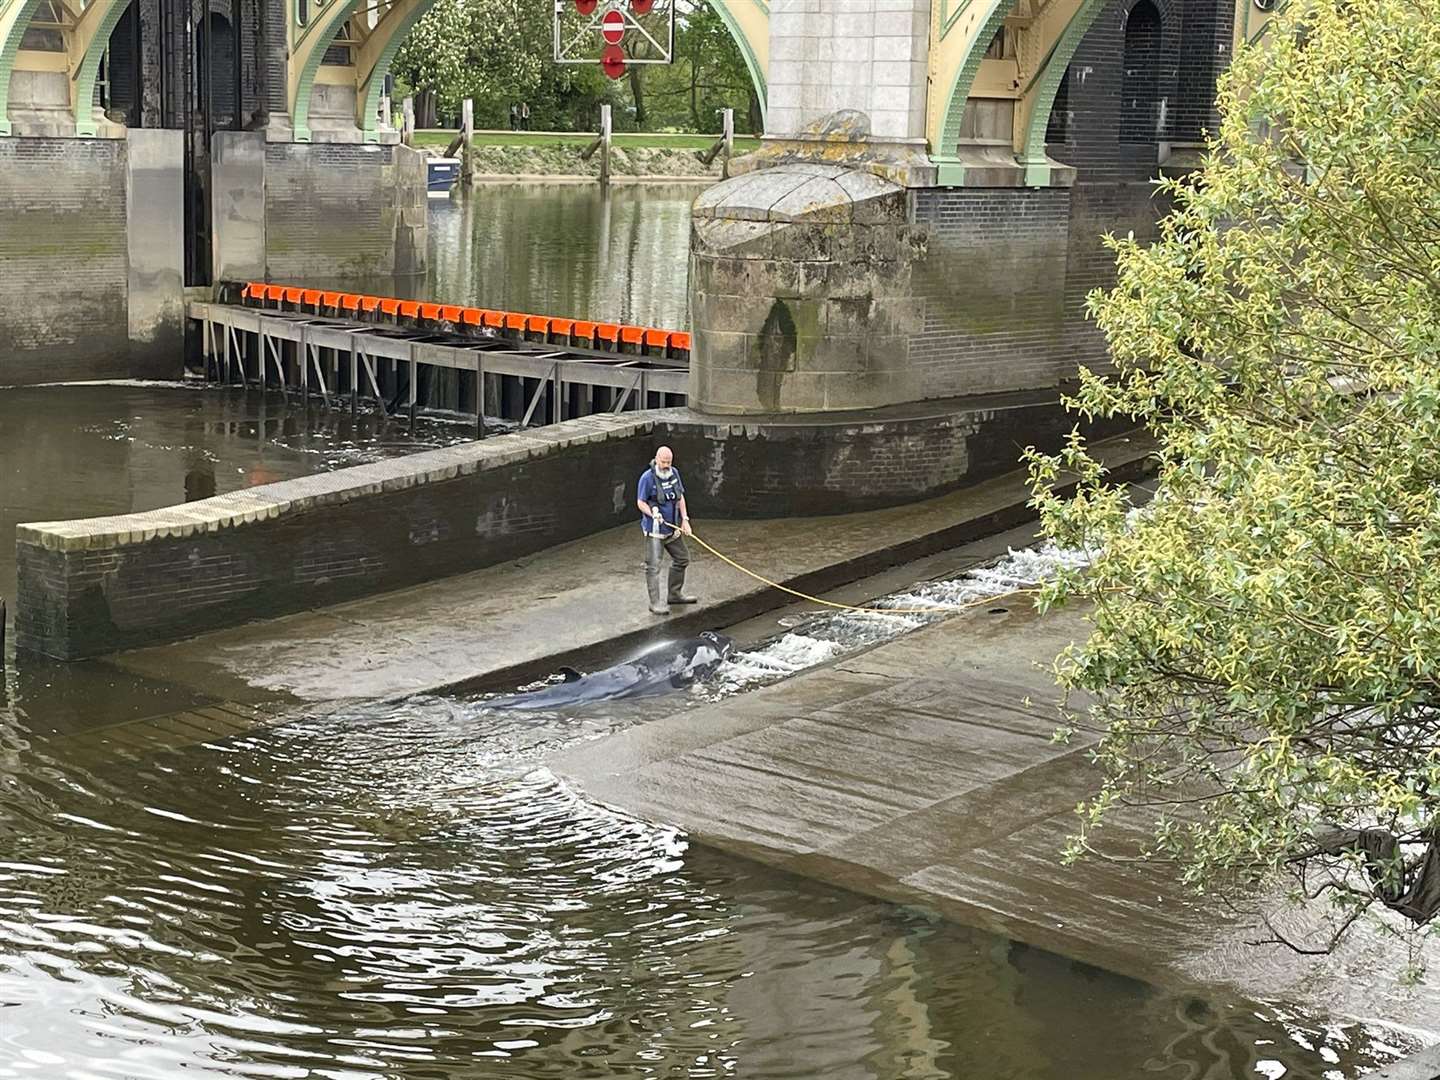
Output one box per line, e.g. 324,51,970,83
354,0,768,140
1016,0,1107,184
0,0,47,135
706,0,767,124
357,0,427,141
72,0,135,135
933,0,1014,183
291,0,362,141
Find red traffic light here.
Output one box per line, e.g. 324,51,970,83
631,0,654,12
600,43,626,79
574,0,596,12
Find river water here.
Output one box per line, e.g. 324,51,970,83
0,191,1421,1077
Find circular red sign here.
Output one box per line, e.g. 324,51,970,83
575,0,596,12
631,0,653,12
601,43,626,78
600,9,625,44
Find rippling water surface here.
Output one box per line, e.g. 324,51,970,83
0,237,1422,1076
0,682,1414,1079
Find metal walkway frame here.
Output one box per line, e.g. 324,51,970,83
190,301,688,433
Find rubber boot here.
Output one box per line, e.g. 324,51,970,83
668,563,697,605
647,536,670,615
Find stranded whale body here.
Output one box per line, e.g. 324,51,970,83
485,632,737,710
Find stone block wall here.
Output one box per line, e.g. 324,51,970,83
689,163,925,414
766,0,930,142
0,135,168,385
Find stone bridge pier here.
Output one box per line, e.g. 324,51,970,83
690,0,1258,416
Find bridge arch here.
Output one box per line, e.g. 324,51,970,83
0,0,47,135
928,0,1158,187
300,0,771,143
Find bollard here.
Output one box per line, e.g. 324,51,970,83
600,103,611,186
401,96,415,146
461,98,474,184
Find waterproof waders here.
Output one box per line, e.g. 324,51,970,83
646,513,693,615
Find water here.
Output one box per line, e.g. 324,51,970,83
0,383,475,607
0,692,1411,1078
0,195,1422,1076
423,185,697,328
707,544,1092,697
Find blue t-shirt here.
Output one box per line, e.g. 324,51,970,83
638,467,685,534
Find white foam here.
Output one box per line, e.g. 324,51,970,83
706,542,1087,698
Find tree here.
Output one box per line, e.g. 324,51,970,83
394,0,758,133
393,0,613,129
1027,0,1440,963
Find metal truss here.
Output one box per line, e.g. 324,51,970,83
553,0,675,66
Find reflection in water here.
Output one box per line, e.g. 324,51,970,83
0,694,1410,1078
0,199,1419,1076
0,383,474,608
425,185,696,328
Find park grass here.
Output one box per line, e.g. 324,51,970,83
412,129,761,152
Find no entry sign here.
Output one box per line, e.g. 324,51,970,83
600,9,625,43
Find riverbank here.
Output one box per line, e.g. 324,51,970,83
413,128,761,181
552,598,1440,1047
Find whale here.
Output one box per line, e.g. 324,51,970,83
484,632,737,711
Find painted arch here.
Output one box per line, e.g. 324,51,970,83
289,0,770,143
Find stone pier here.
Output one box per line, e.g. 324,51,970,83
688,0,1254,416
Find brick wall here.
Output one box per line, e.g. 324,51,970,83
0,138,130,384
16,398,1134,658
1046,0,1234,178
902,0,1228,395
263,142,427,280
909,188,1073,398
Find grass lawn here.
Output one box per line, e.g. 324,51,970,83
412,129,762,152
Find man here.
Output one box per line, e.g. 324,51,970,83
636,446,695,615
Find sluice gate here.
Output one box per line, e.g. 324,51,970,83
189,284,690,433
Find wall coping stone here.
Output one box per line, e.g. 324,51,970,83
17,412,658,552
15,391,1081,553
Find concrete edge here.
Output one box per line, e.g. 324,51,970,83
429,442,1157,697
13,394,1108,552
1365,1045,1440,1080
16,413,656,552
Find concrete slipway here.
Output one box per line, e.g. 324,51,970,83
74,428,1440,1067
552,599,1440,1048
108,434,1155,704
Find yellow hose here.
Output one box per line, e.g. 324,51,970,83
651,521,1039,617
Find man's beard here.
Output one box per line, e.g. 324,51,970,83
655,467,673,478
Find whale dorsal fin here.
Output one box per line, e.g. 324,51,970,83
558,666,583,683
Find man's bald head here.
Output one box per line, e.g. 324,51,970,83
654,446,674,470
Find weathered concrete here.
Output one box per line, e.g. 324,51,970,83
123,129,185,375
0,137,130,384
106,432,1154,702
211,131,268,284
553,606,1440,1039
689,160,924,413
16,404,1141,658
1369,1045,1440,1080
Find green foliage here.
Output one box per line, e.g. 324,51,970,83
1027,0,1440,956
393,0,758,133
393,0,613,129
